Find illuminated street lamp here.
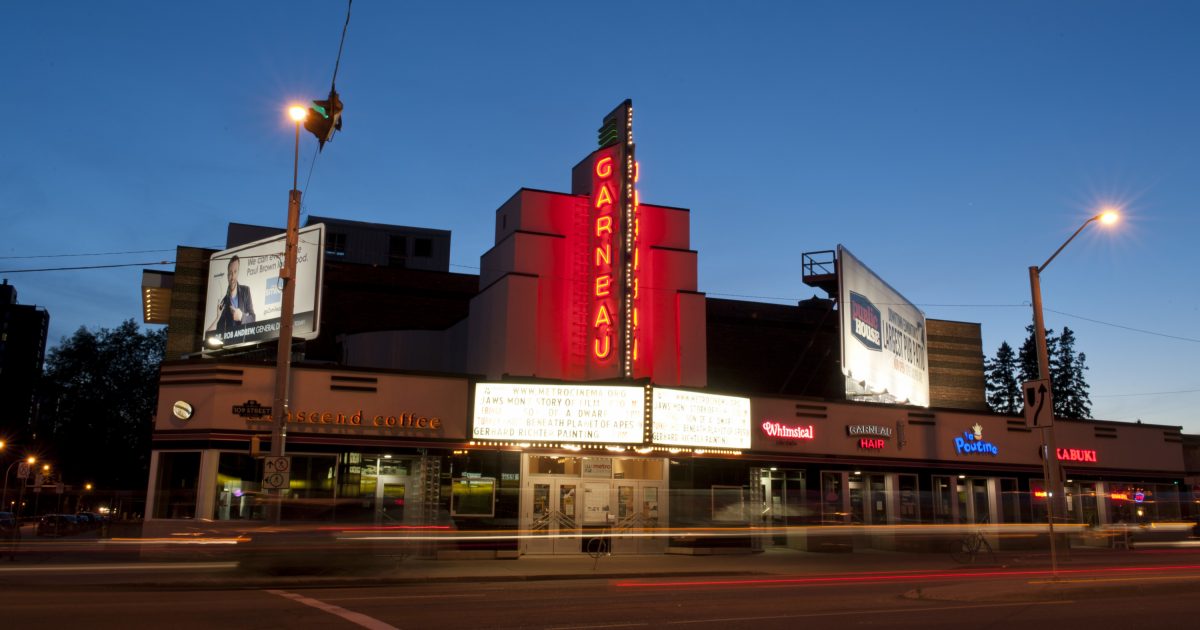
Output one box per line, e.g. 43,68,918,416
1029,206,1119,577
266,104,308,523
3,456,36,516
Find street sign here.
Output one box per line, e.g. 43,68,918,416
1023,379,1054,428
262,472,291,490
262,456,292,490
16,462,30,479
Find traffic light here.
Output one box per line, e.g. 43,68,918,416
303,87,344,151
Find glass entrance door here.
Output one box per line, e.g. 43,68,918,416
523,479,580,555
375,475,411,526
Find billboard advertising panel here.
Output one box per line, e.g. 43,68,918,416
652,388,750,449
838,245,929,407
472,383,645,444
202,224,325,349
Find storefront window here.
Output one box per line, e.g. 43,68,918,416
215,453,261,520
821,472,846,524
451,477,496,517
848,472,864,524
1000,478,1022,524
897,475,919,523
1156,484,1182,521
152,451,201,519
711,485,746,522
932,475,954,524
614,458,662,480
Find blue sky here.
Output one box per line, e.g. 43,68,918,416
3,1,1197,432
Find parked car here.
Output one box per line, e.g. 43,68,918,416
36,514,77,537
0,511,18,538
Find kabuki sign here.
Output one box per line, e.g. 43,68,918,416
1056,448,1098,463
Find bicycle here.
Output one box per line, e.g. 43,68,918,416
950,531,996,565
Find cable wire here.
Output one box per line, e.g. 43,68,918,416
0,261,174,273
0,249,174,260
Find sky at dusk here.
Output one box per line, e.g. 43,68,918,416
3,2,1198,432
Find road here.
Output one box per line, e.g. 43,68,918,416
3,562,1198,629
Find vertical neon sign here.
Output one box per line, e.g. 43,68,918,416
591,149,618,360
621,103,638,378
589,100,638,377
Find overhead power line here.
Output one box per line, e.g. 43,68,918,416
0,261,174,273
0,249,175,260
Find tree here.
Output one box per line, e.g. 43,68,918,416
1052,326,1092,419
984,341,1022,414
41,320,166,491
994,323,1092,420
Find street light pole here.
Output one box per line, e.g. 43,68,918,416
268,107,306,523
1028,209,1118,578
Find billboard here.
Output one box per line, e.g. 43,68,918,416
837,245,929,407
472,383,645,444
652,388,750,449
202,224,325,349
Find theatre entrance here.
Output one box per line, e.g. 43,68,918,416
520,454,667,555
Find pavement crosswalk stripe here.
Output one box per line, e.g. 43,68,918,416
266,589,399,630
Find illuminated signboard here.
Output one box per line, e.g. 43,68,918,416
858,438,885,450
1056,448,1098,462
761,421,815,441
953,424,998,456
202,224,325,349
652,388,750,449
838,246,929,407
472,383,644,444
588,101,641,378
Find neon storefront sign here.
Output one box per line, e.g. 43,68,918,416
761,421,815,440
1055,448,1098,462
954,423,998,456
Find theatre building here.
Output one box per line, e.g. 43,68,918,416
143,101,1190,555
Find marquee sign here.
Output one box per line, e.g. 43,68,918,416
472,383,644,444
652,388,751,449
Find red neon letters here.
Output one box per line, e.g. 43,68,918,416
591,149,618,360
1055,448,1098,462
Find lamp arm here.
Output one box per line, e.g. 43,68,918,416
1039,215,1099,273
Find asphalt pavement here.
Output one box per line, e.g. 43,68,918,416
3,525,1200,605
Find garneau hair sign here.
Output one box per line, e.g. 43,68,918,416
837,245,929,407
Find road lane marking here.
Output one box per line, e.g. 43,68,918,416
549,619,652,624
662,599,1075,624
266,589,399,630
322,594,475,602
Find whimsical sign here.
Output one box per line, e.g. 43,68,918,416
652,388,751,449
761,421,815,440
472,383,644,444
953,423,998,456
1056,448,1098,462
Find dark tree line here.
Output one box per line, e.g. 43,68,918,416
40,320,166,490
984,324,1091,419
